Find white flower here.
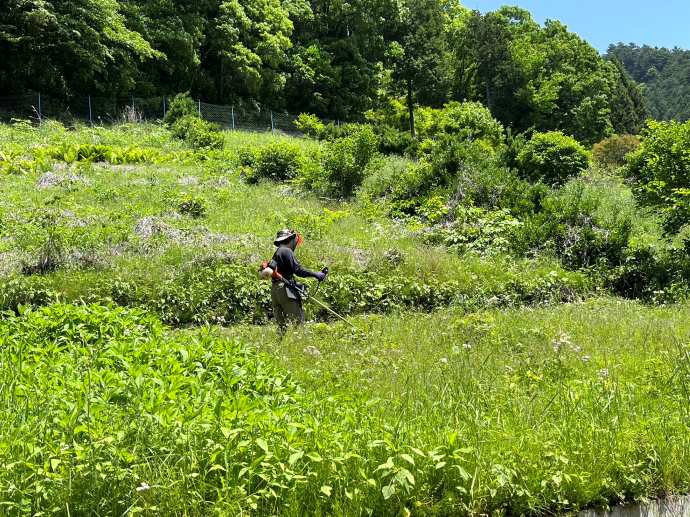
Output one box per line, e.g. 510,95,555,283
440,357,448,364
582,355,591,363
136,482,151,492
463,343,472,350
599,368,609,379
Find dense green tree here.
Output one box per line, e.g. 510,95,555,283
384,0,454,136
282,0,387,119
608,43,690,121
0,0,159,96
448,9,641,144
607,58,649,134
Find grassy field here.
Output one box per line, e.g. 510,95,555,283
0,121,688,515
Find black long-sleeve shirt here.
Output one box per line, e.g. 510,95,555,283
269,246,318,281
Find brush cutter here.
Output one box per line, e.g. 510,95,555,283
285,269,358,329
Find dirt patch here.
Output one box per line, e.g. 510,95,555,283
133,217,251,248
0,251,27,276
37,171,91,189
178,175,200,186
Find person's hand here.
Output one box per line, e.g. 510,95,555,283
314,271,327,282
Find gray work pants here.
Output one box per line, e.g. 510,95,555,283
271,282,304,331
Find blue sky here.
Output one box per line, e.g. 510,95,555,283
461,0,690,52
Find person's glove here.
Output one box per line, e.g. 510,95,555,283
314,271,327,282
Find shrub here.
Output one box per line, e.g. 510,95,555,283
322,125,378,197
433,101,505,148
295,113,325,139
515,181,632,269
592,134,640,169
424,207,523,256
450,154,547,218
177,194,207,218
366,99,505,147
242,142,306,183
164,92,197,126
171,115,224,150
0,276,58,313
359,156,418,202
625,120,690,234
19,209,65,275
374,125,416,156
516,131,590,186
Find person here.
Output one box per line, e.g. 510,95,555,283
267,229,326,331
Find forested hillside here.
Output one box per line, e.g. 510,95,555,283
1,1,646,143
608,43,690,121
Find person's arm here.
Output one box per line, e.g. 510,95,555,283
291,253,319,279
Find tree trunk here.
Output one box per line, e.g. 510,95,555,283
407,78,416,138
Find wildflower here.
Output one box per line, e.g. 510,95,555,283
440,357,448,364
582,355,591,363
599,368,609,379
463,343,472,350
136,482,151,492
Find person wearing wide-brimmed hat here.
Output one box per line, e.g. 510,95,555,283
266,229,326,331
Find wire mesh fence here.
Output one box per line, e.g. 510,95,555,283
0,92,325,135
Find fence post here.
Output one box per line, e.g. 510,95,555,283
270,111,275,134
163,96,167,119
37,93,42,123
198,99,201,118
231,106,235,130
88,95,92,125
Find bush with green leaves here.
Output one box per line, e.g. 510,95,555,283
431,101,505,148
242,142,307,183
295,113,325,139
321,125,378,197
163,92,197,126
171,115,224,150
424,207,523,256
516,131,590,186
177,194,206,218
626,120,690,234
592,134,640,169
515,181,633,269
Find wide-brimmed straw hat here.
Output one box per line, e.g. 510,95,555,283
273,229,297,246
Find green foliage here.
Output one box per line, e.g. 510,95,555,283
19,209,66,275
171,115,224,150
516,131,590,186
515,181,633,269
295,113,325,139
430,101,505,147
424,207,523,255
321,125,378,197
176,194,206,218
242,142,307,183
608,43,690,121
592,134,640,169
163,92,197,126
367,100,505,156
626,120,690,234
44,143,163,164
0,0,159,97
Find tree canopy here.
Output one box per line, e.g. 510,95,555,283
607,43,690,122
0,1,649,143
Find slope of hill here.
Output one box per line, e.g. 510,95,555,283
608,43,690,121
0,119,689,514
